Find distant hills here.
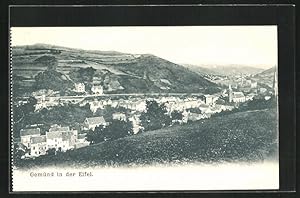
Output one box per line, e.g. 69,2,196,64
12,44,220,95
183,64,266,76
255,66,276,76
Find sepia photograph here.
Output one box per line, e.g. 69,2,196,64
10,26,279,191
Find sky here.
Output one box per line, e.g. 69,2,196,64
11,26,277,69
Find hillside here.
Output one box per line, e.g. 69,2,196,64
183,64,265,76
110,54,218,93
257,67,276,76
17,108,278,169
182,64,223,76
12,44,219,95
252,66,276,88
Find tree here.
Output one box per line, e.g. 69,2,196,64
34,55,58,71
34,70,73,91
187,108,202,114
69,67,96,83
104,120,133,140
57,147,62,153
46,148,56,155
216,98,226,105
171,110,183,122
14,145,25,160
23,96,37,113
86,126,106,144
140,100,172,132
239,96,276,111
86,120,133,144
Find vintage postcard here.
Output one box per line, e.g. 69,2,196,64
10,26,279,191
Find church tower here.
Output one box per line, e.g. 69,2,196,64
273,69,278,97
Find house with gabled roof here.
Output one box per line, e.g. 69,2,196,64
18,124,88,159
20,128,41,148
46,125,78,151
232,92,246,103
49,125,70,132
46,130,63,150
61,132,77,151
74,82,85,93
83,116,107,131
91,85,103,95
30,135,47,157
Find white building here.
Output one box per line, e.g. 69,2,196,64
74,83,85,93
61,132,77,151
19,125,85,158
232,92,246,103
46,126,78,151
128,114,143,134
203,95,218,105
265,96,272,100
89,100,104,113
83,116,107,131
91,85,103,95
30,135,47,157
246,93,256,101
34,96,60,111
251,81,257,88
112,112,127,121
46,131,64,150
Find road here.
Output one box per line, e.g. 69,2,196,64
17,92,205,100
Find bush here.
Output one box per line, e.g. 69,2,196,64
105,120,134,140
46,148,56,155
86,120,134,144
171,110,183,122
140,100,172,131
86,126,106,144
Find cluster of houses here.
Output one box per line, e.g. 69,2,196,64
17,82,269,159
17,125,89,159
17,75,275,159
206,72,276,101
86,98,147,113
17,112,143,159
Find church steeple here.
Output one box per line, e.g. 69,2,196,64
273,68,278,97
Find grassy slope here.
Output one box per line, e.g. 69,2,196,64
18,108,278,168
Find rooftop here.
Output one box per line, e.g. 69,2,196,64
233,92,245,98
20,128,40,137
46,131,63,139
30,135,46,144
85,116,106,125
92,85,103,88
49,126,70,132
62,132,73,141
78,133,86,139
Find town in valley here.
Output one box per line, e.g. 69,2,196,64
12,44,278,165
